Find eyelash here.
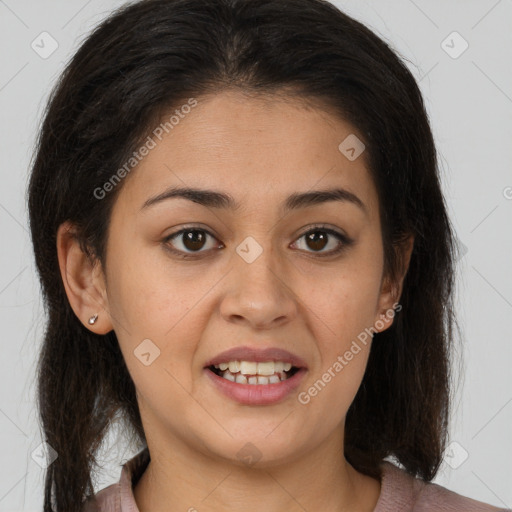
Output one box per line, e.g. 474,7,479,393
162,224,354,260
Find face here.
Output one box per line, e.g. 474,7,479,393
61,90,409,468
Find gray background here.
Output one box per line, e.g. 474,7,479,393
0,0,511,510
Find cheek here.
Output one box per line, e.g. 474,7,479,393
104,248,199,390
295,255,382,412
299,259,383,348
298,288,375,431
106,239,203,335
108,266,203,417
296,328,372,440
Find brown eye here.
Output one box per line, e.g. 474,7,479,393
164,228,220,256
304,231,329,251
293,227,353,256
163,225,352,259
181,230,207,251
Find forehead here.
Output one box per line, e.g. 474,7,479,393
113,90,378,218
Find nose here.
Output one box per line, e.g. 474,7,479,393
219,244,298,330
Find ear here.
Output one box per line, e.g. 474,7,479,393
56,220,113,334
373,234,414,333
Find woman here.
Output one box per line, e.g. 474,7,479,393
27,0,509,511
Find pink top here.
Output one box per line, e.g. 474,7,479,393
82,448,510,511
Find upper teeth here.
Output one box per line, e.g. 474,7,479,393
214,361,293,375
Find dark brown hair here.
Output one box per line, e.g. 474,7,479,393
27,0,460,510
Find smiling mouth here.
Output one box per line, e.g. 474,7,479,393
207,364,300,384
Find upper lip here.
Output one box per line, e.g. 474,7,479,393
204,345,308,369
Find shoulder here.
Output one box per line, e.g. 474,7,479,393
81,482,121,512
414,480,509,512
376,461,510,512
80,448,149,512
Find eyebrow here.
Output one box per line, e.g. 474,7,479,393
140,185,367,215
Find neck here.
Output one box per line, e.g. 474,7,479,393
133,427,381,512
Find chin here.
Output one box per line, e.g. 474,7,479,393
201,432,307,469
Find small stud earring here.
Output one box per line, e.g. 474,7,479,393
88,314,98,325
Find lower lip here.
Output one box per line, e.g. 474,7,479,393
204,367,307,405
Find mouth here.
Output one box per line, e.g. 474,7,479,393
204,362,307,405
202,346,308,404
207,362,301,384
